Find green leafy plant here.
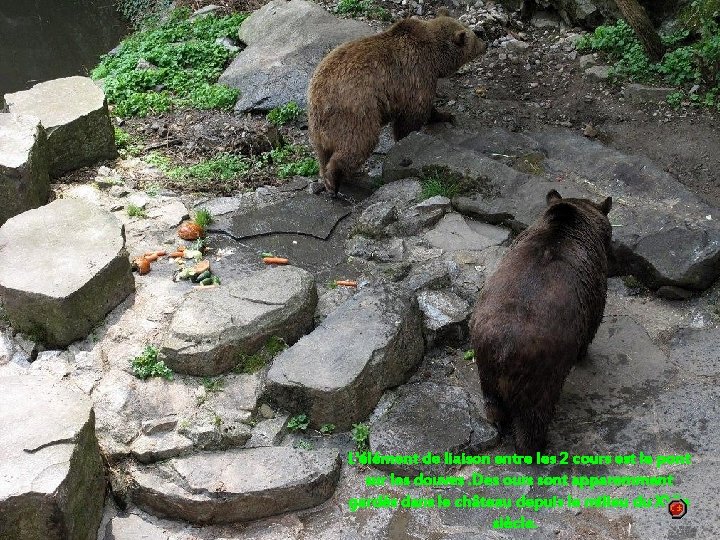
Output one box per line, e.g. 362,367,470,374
351,422,370,451
131,345,173,380
126,203,147,218
320,423,336,435
233,336,287,374
92,9,246,117
266,101,303,126
577,15,720,109
463,349,475,361
288,413,309,432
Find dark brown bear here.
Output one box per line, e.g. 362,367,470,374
307,10,486,195
469,190,613,454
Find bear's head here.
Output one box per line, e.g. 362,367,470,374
545,189,613,252
430,8,487,77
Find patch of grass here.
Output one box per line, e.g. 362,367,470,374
92,8,246,117
463,349,475,361
320,423,336,435
419,165,498,200
115,126,131,147
126,203,147,218
146,151,251,190
288,413,309,432
576,14,720,110
420,175,460,200
351,422,370,451
201,376,224,393
336,0,391,20
213,412,223,428
266,101,303,126
233,336,287,374
193,208,214,228
131,345,173,380
262,144,319,178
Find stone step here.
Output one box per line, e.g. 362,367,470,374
369,380,498,476
4,76,116,177
0,373,105,540
128,446,341,524
0,112,50,226
264,284,424,430
384,127,720,293
160,265,317,376
0,198,134,348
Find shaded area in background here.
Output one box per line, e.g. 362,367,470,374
0,0,128,99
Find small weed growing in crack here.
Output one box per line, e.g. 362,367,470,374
126,203,147,218
233,336,287,374
351,422,370,451
295,439,315,450
201,376,224,393
193,208,214,229
463,350,475,361
213,412,223,428
288,413,309,432
320,423,336,435
131,345,173,380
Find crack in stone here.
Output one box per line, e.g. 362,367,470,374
24,436,77,453
207,211,350,243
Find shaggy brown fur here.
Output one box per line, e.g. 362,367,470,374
469,190,613,454
307,10,486,195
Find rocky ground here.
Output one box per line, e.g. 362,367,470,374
2,1,720,539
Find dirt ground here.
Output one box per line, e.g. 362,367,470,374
108,1,720,206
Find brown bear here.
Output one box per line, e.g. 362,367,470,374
469,189,613,454
307,10,486,195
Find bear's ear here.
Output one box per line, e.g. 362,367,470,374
546,189,562,205
453,30,467,46
437,7,450,16
599,196,612,215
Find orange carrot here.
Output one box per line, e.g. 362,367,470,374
335,280,358,287
144,253,159,262
168,251,184,258
263,257,289,265
155,250,167,257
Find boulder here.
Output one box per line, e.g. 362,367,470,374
0,374,105,540
370,381,498,476
265,285,424,430
218,0,375,112
0,199,134,347
5,76,116,176
416,290,471,347
0,113,50,226
130,447,341,523
385,127,720,292
160,266,317,376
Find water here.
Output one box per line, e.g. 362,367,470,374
0,0,128,98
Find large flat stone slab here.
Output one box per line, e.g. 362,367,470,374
218,0,375,112
160,266,317,376
370,381,498,476
130,447,341,524
385,127,720,291
0,199,134,347
0,113,50,226
5,76,116,176
264,285,424,430
0,374,105,540
211,191,351,240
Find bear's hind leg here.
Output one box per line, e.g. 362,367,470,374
392,115,426,141
512,406,553,454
